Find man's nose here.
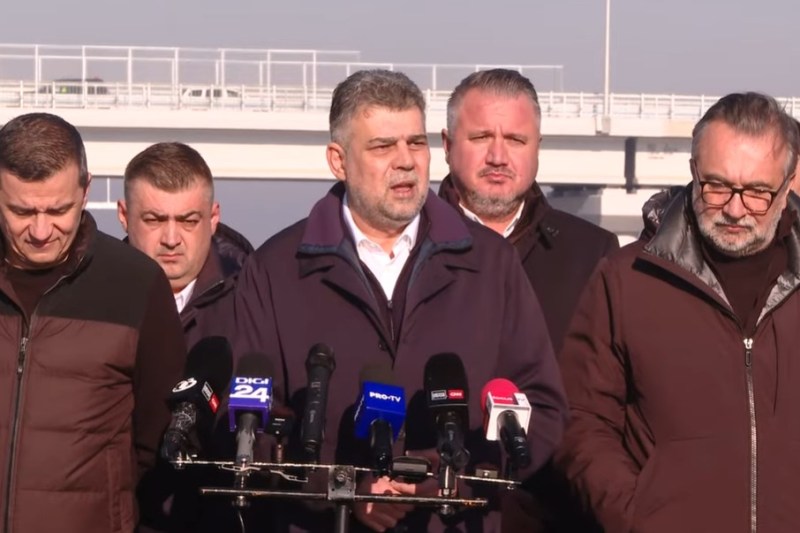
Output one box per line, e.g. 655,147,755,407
486,136,509,167
161,220,181,248
29,214,52,242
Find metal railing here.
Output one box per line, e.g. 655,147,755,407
0,43,565,96
3,80,800,120
2,44,799,118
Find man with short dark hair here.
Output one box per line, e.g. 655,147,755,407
119,142,253,533
120,141,252,350
556,92,800,531
0,112,186,532
233,69,567,532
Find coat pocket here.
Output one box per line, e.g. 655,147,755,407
630,436,745,533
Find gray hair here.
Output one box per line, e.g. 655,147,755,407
692,92,799,178
446,69,541,133
329,69,426,145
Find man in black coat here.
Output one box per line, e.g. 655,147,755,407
438,69,619,532
119,142,254,532
119,142,253,349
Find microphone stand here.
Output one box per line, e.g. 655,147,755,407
335,505,350,533
233,458,251,510
329,466,355,533
185,460,511,533
437,463,457,516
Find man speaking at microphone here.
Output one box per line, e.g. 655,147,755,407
233,69,567,532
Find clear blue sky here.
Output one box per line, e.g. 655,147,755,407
5,0,799,95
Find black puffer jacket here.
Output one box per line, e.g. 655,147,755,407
181,222,254,350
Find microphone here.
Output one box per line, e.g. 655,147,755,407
424,353,470,505
481,378,532,471
265,404,295,464
228,354,273,465
353,365,406,476
300,343,336,463
161,336,233,462
424,353,470,472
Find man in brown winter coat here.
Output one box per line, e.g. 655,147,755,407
0,113,186,532
556,92,800,532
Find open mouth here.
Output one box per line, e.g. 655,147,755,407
390,182,416,195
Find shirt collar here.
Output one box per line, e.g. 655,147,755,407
342,193,420,253
174,278,197,314
459,200,526,238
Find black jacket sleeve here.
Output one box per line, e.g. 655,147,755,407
133,270,188,479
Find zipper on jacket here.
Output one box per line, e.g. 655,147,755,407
16,337,27,374
187,279,225,308
743,337,757,533
4,323,30,532
3,266,79,532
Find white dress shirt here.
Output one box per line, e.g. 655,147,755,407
460,201,525,238
342,195,420,299
173,278,197,314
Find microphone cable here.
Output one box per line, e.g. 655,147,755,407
237,509,246,533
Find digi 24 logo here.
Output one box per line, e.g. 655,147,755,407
229,377,271,404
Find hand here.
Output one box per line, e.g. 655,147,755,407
403,448,457,496
353,475,414,532
404,448,440,474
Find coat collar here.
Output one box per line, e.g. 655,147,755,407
298,182,476,275
295,182,481,350
0,211,96,316
642,187,800,318
184,242,232,310
0,210,96,274
438,173,556,253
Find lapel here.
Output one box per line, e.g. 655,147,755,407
405,239,478,319
296,183,479,348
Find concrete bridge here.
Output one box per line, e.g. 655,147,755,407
1,43,797,245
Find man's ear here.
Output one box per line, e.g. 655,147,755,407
117,199,128,233
82,172,93,209
326,142,347,182
441,129,451,165
210,201,220,234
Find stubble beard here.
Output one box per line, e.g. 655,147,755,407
695,206,781,258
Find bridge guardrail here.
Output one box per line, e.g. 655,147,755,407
1,81,799,121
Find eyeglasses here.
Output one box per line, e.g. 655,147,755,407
690,157,795,215
697,181,786,215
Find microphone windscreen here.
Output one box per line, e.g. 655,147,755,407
424,352,469,407
359,363,395,387
184,336,234,396
306,343,335,372
235,352,274,380
480,378,520,414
